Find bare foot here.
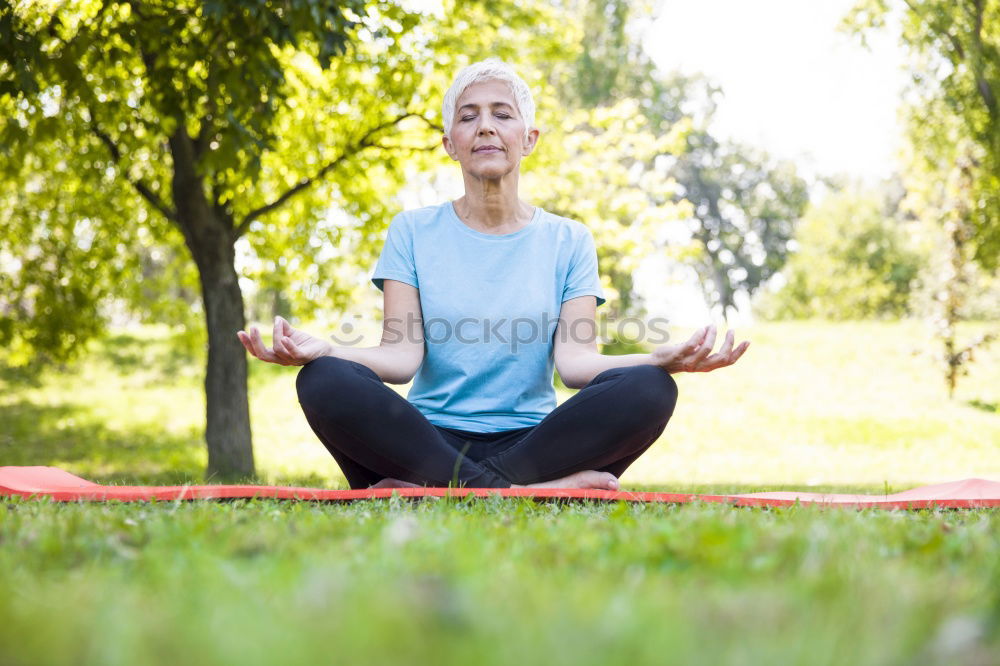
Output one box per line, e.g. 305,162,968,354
511,470,620,491
369,477,421,489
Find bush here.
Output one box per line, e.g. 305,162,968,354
755,190,925,320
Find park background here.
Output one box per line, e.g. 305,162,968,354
2,0,997,488
1,1,999,664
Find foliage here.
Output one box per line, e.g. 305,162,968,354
527,98,691,319
0,0,435,361
757,188,924,321
0,135,201,366
544,0,809,320
844,0,1000,269
844,0,1000,395
916,155,999,397
0,0,576,477
671,132,809,319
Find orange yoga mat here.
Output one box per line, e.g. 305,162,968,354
2,466,999,509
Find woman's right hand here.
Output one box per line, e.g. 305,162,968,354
237,316,333,366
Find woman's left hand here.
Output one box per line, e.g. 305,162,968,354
650,325,749,374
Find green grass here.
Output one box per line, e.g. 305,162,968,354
1,499,998,665
1,320,999,665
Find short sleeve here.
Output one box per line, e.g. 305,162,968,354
371,213,418,292
562,227,606,307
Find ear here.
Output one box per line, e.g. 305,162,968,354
441,134,459,161
521,127,540,156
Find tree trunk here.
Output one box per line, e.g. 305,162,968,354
169,128,255,480
198,249,254,479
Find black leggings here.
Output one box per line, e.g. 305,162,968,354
295,356,679,489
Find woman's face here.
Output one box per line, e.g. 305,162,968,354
442,79,539,180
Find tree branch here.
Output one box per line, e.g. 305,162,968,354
968,0,999,122
233,112,437,238
193,27,228,159
902,0,965,61
91,121,179,224
368,141,440,153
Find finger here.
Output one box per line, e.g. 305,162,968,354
248,326,266,356
236,331,255,357
730,340,750,362
718,329,735,356
250,326,281,363
273,317,288,356
275,320,302,364
682,326,708,354
692,325,717,362
664,327,706,366
274,317,301,363
239,331,258,356
692,337,749,372
709,340,750,370
283,336,305,363
276,315,293,338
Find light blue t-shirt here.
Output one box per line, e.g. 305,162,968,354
371,201,606,432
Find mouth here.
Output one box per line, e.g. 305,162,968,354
473,145,503,153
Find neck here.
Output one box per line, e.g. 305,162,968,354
455,171,531,231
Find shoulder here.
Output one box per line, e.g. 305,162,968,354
395,202,451,228
535,208,597,245
538,208,591,236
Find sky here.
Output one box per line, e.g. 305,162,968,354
642,0,909,185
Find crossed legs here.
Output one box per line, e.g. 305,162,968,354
295,356,678,489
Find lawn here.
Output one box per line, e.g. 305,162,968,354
1,320,998,665
2,498,998,665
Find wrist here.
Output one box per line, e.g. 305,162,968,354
649,349,679,374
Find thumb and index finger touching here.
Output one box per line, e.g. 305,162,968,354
237,316,298,364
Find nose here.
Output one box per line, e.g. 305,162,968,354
477,116,496,135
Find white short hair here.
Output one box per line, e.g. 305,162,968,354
441,58,536,139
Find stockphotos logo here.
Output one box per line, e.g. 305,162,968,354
329,313,671,352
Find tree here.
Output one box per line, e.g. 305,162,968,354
544,0,808,322
670,131,809,320
1,0,422,479
911,149,999,397
844,0,1000,268
757,187,924,320
1,0,567,478
844,0,1000,396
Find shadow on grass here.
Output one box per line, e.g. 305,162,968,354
0,363,46,389
99,333,151,373
97,330,207,381
0,329,205,393
94,328,286,388
0,398,206,485
967,399,999,414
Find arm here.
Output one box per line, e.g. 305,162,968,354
553,296,652,389
553,296,751,389
237,279,425,384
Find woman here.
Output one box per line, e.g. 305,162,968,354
238,59,749,490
